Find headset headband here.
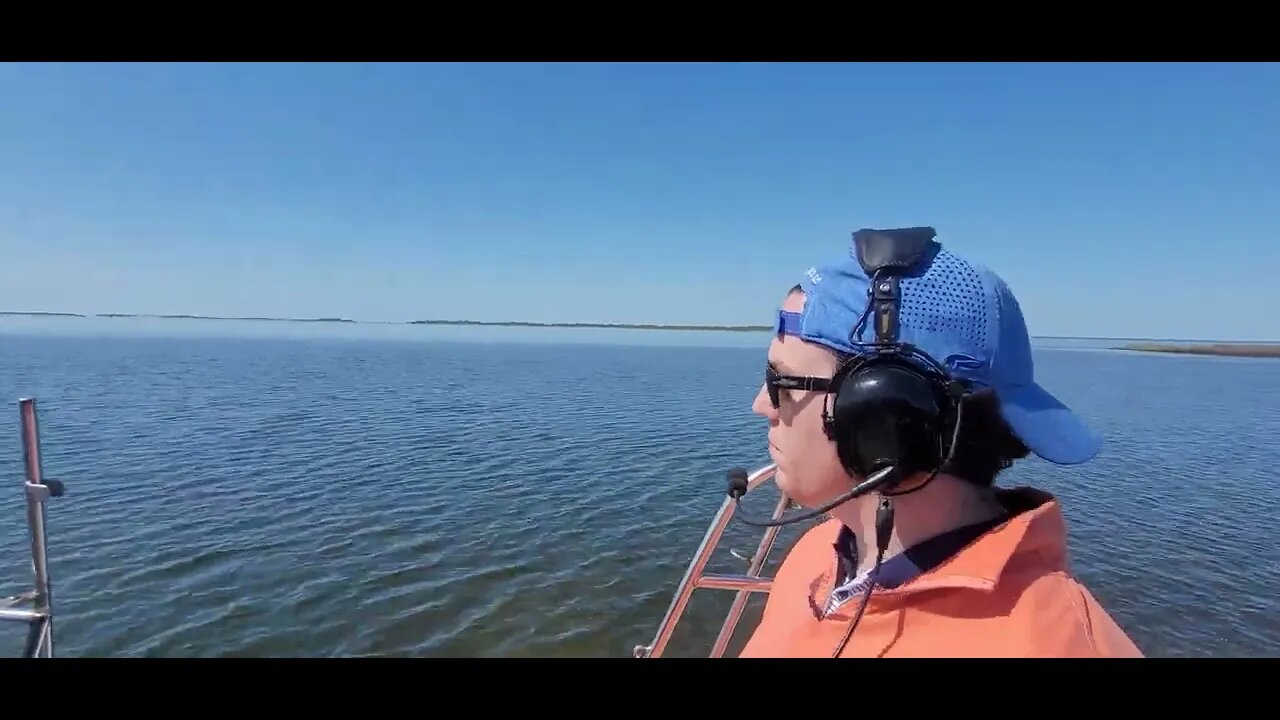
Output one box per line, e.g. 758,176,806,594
850,227,940,346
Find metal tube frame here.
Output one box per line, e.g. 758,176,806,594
2,398,63,658
633,462,791,658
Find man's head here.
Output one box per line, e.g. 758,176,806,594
752,229,1100,511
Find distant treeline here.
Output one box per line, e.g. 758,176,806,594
95,313,355,323
405,319,771,332
6,311,1279,349
1118,342,1280,358
0,312,356,323
0,308,757,330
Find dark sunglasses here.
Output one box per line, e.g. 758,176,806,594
765,364,832,408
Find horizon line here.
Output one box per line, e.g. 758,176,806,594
2,310,1279,345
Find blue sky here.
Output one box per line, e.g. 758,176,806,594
1,62,1276,340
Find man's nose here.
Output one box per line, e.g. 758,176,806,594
752,384,776,419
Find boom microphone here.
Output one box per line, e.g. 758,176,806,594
725,464,903,528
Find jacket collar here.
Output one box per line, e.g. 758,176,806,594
821,486,1070,600
882,486,1070,595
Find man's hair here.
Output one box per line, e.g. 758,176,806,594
941,388,1030,487
824,358,1029,488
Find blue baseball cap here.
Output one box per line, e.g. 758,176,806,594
776,235,1101,465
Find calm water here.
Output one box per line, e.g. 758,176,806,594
1,317,1278,657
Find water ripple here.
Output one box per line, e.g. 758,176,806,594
0,337,1276,657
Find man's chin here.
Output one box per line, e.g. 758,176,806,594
772,468,807,504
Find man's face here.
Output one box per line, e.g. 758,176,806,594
751,289,854,508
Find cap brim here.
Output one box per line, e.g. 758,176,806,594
995,381,1101,465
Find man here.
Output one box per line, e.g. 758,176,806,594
736,227,1142,658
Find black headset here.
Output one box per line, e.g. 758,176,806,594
729,226,973,520
823,225,971,493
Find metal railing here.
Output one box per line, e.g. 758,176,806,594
632,462,790,658
2,398,64,658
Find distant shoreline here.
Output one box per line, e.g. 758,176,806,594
1115,342,1280,358
1,311,356,323
4,311,1280,346
0,310,767,332
404,319,771,332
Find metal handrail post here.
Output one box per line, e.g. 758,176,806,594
632,463,782,658
2,398,63,658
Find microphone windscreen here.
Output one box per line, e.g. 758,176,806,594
725,468,750,498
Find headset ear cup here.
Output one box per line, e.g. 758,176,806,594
831,358,948,479
826,359,860,475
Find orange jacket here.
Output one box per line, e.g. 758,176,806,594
738,487,1144,658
